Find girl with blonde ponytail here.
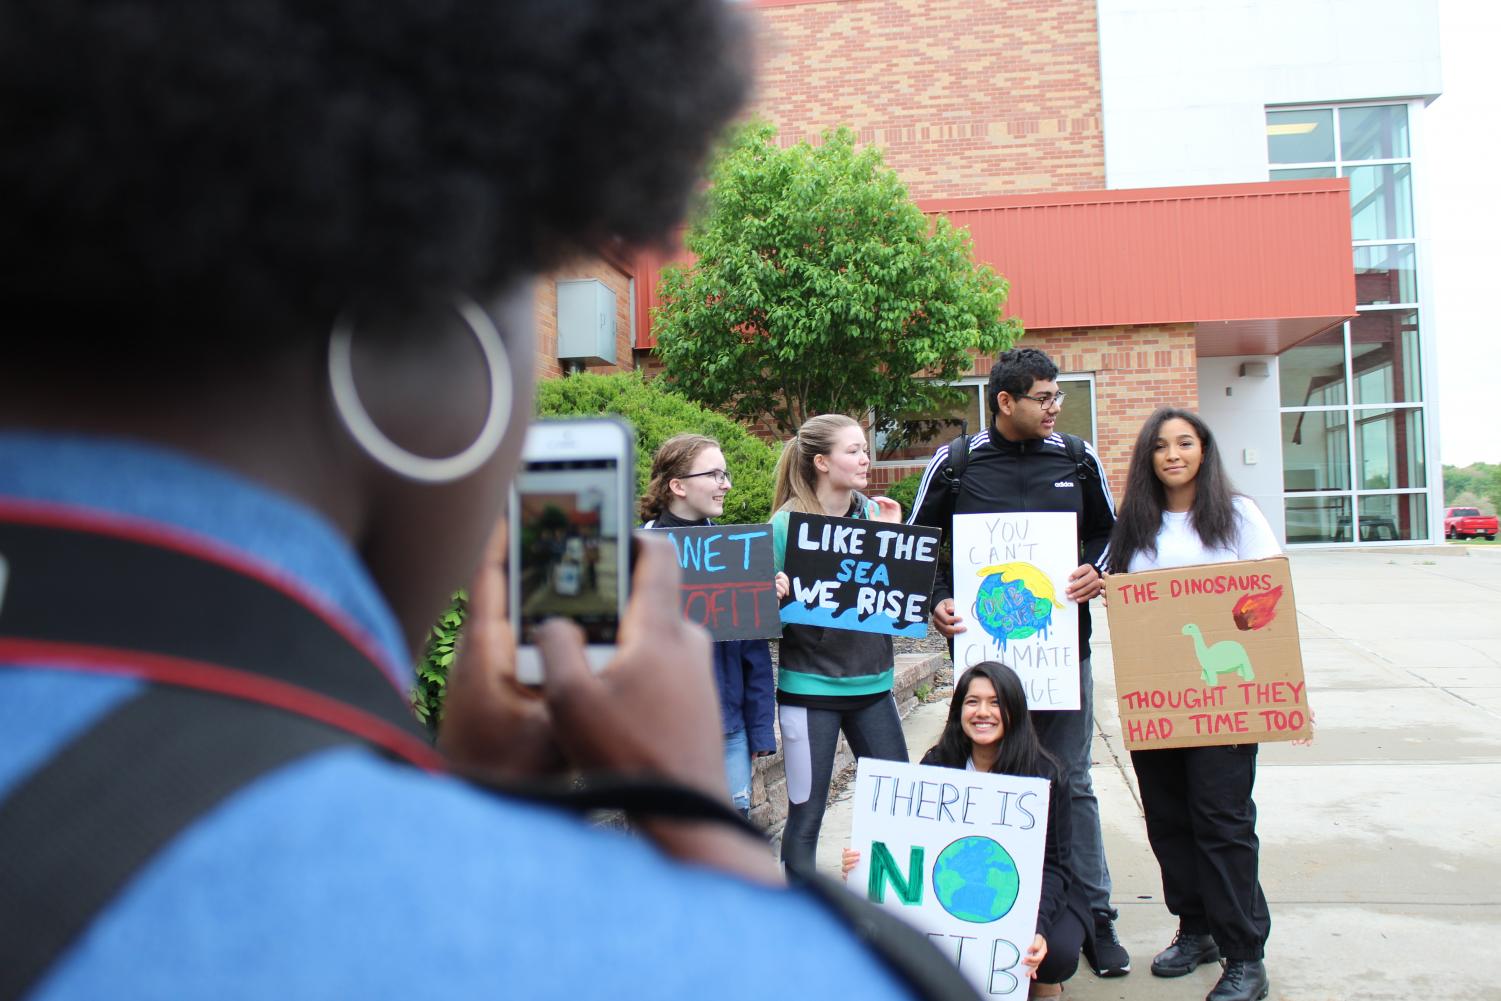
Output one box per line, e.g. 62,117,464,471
769,414,907,874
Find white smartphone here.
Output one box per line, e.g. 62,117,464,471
510,417,634,685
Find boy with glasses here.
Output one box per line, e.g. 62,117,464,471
907,347,1131,979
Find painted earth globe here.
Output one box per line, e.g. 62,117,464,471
932,835,1020,923
974,575,1054,648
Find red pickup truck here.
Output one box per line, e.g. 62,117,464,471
1444,506,1498,540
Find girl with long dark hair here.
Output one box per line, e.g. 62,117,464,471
842,662,1091,996
1107,408,1279,1001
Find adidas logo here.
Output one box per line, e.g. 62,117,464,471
1053,480,1075,488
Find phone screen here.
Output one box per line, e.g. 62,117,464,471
514,456,625,646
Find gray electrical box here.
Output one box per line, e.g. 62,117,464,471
556,279,617,366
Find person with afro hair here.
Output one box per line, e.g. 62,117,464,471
0,3,962,998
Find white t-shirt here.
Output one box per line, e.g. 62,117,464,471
1126,495,1281,573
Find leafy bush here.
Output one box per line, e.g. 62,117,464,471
885,471,926,520
414,589,465,729
414,372,780,724
536,371,780,526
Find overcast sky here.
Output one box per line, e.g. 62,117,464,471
1428,0,1501,467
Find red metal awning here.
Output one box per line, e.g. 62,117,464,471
635,178,1355,357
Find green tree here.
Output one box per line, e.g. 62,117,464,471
653,121,1020,440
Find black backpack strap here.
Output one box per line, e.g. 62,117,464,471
0,506,438,768
0,687,360,1001
1061,433,1093,482
941,428,971,497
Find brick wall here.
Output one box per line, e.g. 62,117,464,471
748,0,1105,198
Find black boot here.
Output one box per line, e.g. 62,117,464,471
1206,959,1269,1001
1150,929,1219,977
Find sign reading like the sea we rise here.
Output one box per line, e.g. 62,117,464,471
779,514,941,637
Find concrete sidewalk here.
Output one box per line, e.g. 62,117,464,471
817,546,1501,1001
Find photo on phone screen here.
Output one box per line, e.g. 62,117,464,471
510,419,633,683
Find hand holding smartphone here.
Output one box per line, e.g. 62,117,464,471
509,417,633,685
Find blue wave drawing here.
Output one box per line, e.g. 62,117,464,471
779,602,929,638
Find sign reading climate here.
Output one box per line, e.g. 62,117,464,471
848,759,1049,1000
780,514,941,637
951,512,1080,710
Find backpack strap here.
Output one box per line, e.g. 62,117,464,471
940,427,971,498
1061,433,1093,482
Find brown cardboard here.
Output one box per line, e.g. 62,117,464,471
1104,557,1311,750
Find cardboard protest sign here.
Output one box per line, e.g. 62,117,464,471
1104,556,1311,749
779,514,941,637
952,513,1080,711
849,759,1050,1000
647,523,780,641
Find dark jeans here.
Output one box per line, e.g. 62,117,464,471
778,696,908,873
1131,743,1271,961
1036,907,1087,985
1030,657,1113,918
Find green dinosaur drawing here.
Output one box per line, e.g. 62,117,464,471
1180,623,1255,685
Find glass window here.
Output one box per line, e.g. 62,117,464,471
1054,377,1096,443
1348,164,1414,241
1270,167,1337,181
874,385,982,462
1285,495,1352,544
1354,406,1426,490
1267,109,1335,164
1350,309,1422,404
1282,410,1350,492
1278,327,1347,408
1352,492,1427,542
1354,244,1417,305
1340,105,1409,161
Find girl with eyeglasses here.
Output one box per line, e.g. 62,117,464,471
1106,407,1280,1001
642,434,779,817
769,414,908,873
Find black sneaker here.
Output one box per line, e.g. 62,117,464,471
1206,959,1269,1001
1151,928,1220,977
1082,912,1131,977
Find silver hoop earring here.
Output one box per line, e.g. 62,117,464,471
329,295,513,484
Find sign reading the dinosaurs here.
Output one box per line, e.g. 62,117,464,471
1104,556,1312,750
780,514,941,637
951,513,1080,711
848,758,1050,1000
645,523,781,641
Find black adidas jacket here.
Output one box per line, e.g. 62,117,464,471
906,428,1116,661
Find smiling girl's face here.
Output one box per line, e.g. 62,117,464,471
1152,417,1204,491
961,676,1005,747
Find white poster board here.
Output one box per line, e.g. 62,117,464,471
952,512,1080,711
849,759,1050,1000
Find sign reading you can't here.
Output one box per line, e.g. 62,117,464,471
951,513,1080,711
780,514,941,637
1105,556,1312,749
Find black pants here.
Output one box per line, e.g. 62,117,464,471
1036,907,1087,985
1130,744,1270,961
